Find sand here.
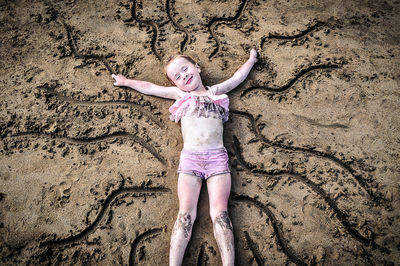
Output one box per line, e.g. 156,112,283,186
0,0,399,265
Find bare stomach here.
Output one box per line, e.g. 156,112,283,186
181,116,224,150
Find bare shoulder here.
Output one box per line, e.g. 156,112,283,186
171,86,186,99
153,85,185,100
207,83,230,95
207,84,219,95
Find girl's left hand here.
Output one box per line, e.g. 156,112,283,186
250,47,259,63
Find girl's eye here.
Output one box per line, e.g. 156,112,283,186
183,66,188,71
175,75,180,80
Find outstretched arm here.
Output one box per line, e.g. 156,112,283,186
209,48,258,95
112,74,184,100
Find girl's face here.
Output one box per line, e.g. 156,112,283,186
166,57,202,92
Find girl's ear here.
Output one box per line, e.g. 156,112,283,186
195,63,201,73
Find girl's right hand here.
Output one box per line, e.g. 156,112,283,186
112,74,127,86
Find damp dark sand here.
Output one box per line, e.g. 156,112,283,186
0,0,399,264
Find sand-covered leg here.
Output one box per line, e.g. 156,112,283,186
169,173,202,266
207,173,234,266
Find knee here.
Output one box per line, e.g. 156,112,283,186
209,201,228,221
174,211,196,236
176,211,196,224
211,211,233,231
209,201,228,222
177,208,197,224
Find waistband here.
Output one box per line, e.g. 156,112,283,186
181,147,227,155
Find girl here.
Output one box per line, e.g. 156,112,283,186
112,47,258,266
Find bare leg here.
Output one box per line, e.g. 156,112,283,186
169,173,202,266
207,173,234,266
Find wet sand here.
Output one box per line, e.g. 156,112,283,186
1,0,399,264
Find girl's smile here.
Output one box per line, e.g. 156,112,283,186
185,75,193,84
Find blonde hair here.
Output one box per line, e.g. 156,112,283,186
164,54,198,85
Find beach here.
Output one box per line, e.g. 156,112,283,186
0,0,399,264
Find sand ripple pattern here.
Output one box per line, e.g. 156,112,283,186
1,0,396,264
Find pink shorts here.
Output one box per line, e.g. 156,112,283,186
178,147,230,180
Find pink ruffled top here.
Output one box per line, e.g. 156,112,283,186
169,90,229,123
